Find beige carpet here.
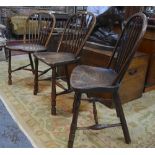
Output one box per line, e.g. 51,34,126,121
0,55,155,148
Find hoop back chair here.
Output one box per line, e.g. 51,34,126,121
68,12,147,147
6,11,56,85
33,11,96,115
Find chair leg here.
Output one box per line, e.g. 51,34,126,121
72,92,77,113
68,92,81,148
8,49,12,85
92,99,98,125
113,92,131,144
65,65,71,90
51,67,57,115
4,46,8,61
34,57,39,95
114,100,120,118
28,53,34,74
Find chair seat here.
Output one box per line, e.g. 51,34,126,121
34,52,78,66
6,43,47,53
70,65,118,91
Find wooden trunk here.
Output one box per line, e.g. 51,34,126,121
138,28,155,87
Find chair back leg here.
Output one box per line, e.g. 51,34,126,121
51,67,57,115
34,57,39,95
113,92,131,144
28,53,34,74
4,46,8,61
68,92,81,148
92,99,99,125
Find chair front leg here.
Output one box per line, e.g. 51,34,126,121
113,96,120,118
28,53,35,74
51,66,57,115
92,99,98,125
72,92,78,113
113,91,131,144
8,49,12,85
68,92,81,148
34,57,39,95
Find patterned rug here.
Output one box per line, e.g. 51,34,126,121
0,98,33,148
0,55,155,148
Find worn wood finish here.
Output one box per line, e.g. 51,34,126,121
6,11,56,85
33,11,96,115
68,13,147,147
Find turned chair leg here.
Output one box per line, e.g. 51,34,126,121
92,99,98,125
51,67,57,115
8,49,12,85
34,57,39,95
28,53,35,74
113,92,131,144
68,92,81,148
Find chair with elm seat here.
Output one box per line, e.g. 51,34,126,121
68,12,147,147
6,11,56,85
33,11,96,115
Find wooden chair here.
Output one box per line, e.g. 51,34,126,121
6,11,56,85
33,11,96,115
68,12,147,147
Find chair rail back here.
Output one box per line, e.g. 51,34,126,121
56,11,96,57
24,11,56,48
107,12,147,85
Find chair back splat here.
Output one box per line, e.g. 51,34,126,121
56,11,96,57
107,13,147,85
25,11,56,48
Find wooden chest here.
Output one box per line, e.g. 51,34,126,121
80,46,149,107
138,28,155,87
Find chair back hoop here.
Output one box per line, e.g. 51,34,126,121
24,11,56,48
56,11,96,57
107,12,147,85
